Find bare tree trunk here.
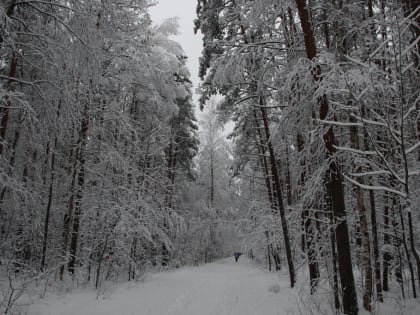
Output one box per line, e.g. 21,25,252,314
41,98,62,271
304,211,320,293
350,117,373,311
397,202,417,298
285,143,292,206
210,148,214,206
259,96,295,288
68,101,89,275
59,161,77,280
382,195,390,291
0,51,18,155
326,189,341,311
398,64,420,293
96,234,109,289
41,167,54,271
356,185,373,311
0,116,22,231
392,202,406,298
369,189,383,301
165,118,178,209
295,1,358,313
297,133,319,293
129,238,137,281
253,110,274,208
60,97,89,279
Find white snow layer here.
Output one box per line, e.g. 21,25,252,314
26,258,420,315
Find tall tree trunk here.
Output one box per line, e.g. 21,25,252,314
40,164,54,271
129,238,137,281
382,195,390,291
60,98,89,279
350,117,373,311
210,148,214,207
285,143,292,206
96,234,109,289
165,118,178,209
60,156,78,280
397,201,417,298
68,101,89,275
297,133,319,293
369,189,383,301
259,96,295,288
398,61,420,293
267,242,272,271
41,99,62,271
0,117,22,229
356,185,373,311
392,201,406,298
304,210,320,294
327,191,341,311
253,110,274,208
0,51,18,155
295,1,358,313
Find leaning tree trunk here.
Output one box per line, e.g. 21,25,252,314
295,0,358,313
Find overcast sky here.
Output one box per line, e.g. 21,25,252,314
148,0,203,107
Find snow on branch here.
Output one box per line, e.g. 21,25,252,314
349,113,388,128
317,119,363,127
349,170,392,177
403,104,418,121
405,141,420,155
333,145,377,156
409,170,420,176
343,175,407,198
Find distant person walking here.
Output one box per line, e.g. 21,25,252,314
234,252,242,263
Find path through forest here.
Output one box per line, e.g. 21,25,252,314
28,258,299,315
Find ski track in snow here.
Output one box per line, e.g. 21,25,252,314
28,258,296,315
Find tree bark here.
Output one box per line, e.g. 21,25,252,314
60,164,77,280
382,195,390,291
41,99,62,271
0,51,18,155
68,101,89,275
297,133,319,293
327,191,341,311
253,110,274,208
285,143,292,206
369,189,383,301
259,96,295,288
295,0,358,313
350,117,373,311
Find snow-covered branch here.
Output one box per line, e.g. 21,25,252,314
343,175,407,198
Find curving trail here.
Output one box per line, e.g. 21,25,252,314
29,258,298,315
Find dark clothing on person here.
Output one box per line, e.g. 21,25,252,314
234,252,242,262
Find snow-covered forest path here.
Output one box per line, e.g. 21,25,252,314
29,258,298,315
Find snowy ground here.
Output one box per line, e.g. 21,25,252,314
27,258,297,315
24,258,420,315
